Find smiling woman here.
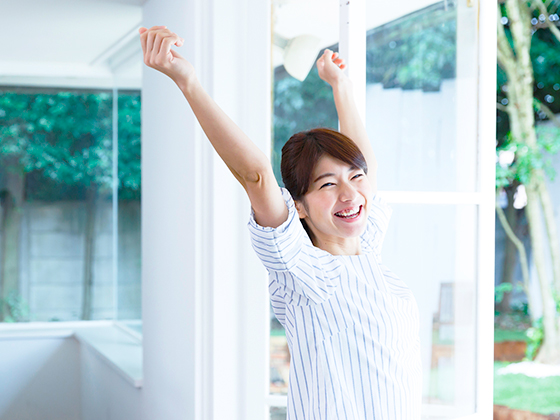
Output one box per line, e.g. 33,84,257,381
280,128,370,251
139,22,423,420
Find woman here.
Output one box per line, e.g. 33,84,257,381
139,26,422,419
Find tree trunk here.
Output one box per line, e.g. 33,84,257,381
496,186,534,322
498,0,560,364
81,186,97,320
497,185,519,314
526,180,560,364
537,171,560,304
0,169,25,322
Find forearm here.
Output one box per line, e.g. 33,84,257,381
177,76,270,184
331,78,378,171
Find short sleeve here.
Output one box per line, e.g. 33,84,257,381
247,187,342,306
361,192,393,256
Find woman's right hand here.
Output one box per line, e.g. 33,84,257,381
139,26,196,89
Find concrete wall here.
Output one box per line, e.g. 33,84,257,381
6,200,141,322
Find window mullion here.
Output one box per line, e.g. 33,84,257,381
339,0,366,124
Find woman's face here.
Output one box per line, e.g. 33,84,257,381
295,154,371,246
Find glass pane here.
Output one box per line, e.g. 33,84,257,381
0,89,141,325
270,0,339,395
0,88,115,321
270,406,287,420
366,0,477,193
0,0,142,328
382,202,477,418
366,1,478,418
116,91,142,328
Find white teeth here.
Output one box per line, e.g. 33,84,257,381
335,207,360,217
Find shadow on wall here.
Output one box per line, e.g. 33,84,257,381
0,337,80,420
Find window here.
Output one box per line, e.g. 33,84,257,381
0,87,141,325
267,1,490,418
365,1,480,416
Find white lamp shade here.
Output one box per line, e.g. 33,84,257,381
282,34,322,81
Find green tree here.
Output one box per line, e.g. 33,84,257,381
0,89,141,321
496,0,560,364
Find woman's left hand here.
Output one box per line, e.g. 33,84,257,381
317,49,347,86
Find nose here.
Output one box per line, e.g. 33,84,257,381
338,180,358,202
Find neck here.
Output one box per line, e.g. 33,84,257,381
313,235,361,256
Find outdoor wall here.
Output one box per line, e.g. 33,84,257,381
4,200,141,322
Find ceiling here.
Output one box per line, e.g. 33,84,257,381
0,0,441,89
0,0,144,89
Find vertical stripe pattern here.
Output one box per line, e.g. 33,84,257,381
248,188,423,419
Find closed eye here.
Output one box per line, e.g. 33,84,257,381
320,182,335,189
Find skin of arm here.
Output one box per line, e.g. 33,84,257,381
317,49,378,194
139,26,287,228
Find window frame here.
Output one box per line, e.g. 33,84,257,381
264,0,496,418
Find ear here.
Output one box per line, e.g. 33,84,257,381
294,199,308,219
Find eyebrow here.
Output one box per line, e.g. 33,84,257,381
312,165,360,183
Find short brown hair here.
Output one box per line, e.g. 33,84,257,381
280,128,368,240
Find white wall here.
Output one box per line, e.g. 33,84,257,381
141,0,204,418
141,0,271,419
80,344,142,420
0,331,143,420
0,336,80,420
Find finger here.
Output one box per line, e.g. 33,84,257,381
175,36,185,47
339,64,346,70
332,52,339,60
151,32,167,64
139,27,148,35
157,34,181,58
169,48,184,63
146,30,158,61
139,30,148,56
142,28,174,63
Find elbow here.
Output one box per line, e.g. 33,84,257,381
242,164,272,185
243,170,263,184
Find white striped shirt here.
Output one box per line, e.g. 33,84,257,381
248,187,422,420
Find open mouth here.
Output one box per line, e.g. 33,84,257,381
334,205,362,219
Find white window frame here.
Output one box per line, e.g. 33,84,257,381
263,0,496,418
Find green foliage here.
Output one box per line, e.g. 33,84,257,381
524,316,544,361
495,282,514,305
0,290,30,322
366,10,456,91
118,93,142,200
497,7,560,142
495,119,560,189
0,89,141,201
273,66,338,185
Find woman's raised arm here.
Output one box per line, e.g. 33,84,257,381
317,49,378,192
139,26,287,228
